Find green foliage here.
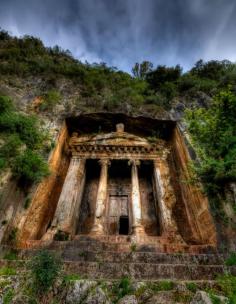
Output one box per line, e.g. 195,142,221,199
40,89,61,111
0,134,22,159
0,94,49,187
190,59,234,81
8,227,18,245
216,274,236,303
3,289,14,304
54,230,69,241
146,64,182,90
149,280,174,292
186,282,197,293
130,243,137,252
23,196,31,209
0,95,14,112
63,274,81,282
225,253,236,266
12,149,49,185
112,277,133,303
132,61,153,79
3,249,18,260
28,250,62,295
185,88,236,193
0,267,17,276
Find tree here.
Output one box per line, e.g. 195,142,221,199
132,61,153,79
146,65,182,90
185,87,236,192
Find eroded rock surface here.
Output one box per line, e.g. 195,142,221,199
190,291,228,304
118,295,138,304
66,280,97,303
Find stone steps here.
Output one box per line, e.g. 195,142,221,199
0,234,227,281
63,261,235,280
61,251,226,265
21,239,215,254
19,249,226,265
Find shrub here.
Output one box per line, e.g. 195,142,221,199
3,250,18,261
40,89,61,111
3,289,14,304
112,277,133,302
54,230,69,241
8,227,18,245
12,149,49,185
28,250,62,295
186,282,197,293
216,274,236,302
225,252,236,266
0,134,22,159
0,95,14,113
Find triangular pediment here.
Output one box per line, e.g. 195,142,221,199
71,131,150,147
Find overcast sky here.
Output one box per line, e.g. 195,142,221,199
0,0,236,72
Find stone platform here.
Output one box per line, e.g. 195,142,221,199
1,235,234,281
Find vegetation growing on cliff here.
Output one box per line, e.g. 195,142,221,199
1,29,236,195
1,30,236,113
0,95,49,186
185,87,236,195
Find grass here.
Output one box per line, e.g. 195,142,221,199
3,289,14,304
3,250,18,261
0,267,17,276
186,282,197,293
149,280,174,292
63,274,82,282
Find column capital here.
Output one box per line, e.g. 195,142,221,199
128,159,140,167
71,156,86,164
98,158,111,167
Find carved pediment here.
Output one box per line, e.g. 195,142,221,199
70,131,150,147
69,123,167,159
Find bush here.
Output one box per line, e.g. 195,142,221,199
112,277,133,302
3,289,14,304
217,274,236,301
28,250,62,295
185,88,236,192
0,95,14,113
40,89,61,111
186,282,197,293
225,252,236,266
0,134,22,159
12,149,49,185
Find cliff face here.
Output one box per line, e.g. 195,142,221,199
0,34,235,252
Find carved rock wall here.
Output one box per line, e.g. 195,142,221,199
170,126,216,245
18,122,70,243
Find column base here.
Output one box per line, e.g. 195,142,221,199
42,228,72,241
162,228,185,244
90,222,105,235
132,225,145,236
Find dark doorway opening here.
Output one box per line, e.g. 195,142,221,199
119,216,129,235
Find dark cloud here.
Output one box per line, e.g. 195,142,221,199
0,0,236,72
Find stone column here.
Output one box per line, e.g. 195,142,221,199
91,159,110,235
153,156,181,240
129,159,145,235
47,156,86,240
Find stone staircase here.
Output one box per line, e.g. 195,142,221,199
2,235,236,281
